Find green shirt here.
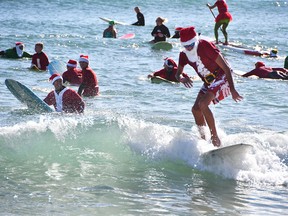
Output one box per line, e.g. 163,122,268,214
2,48,32,59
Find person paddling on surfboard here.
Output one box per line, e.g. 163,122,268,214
131,7,145,26
175,26,243,147
30,42,49,71
77,55,99,97
44,74,85,113
62,59,83,85
207,0,232,45
148,57,189,82
242,61,288,80
150,17,171,43
103,21,117,38
0,42,32,59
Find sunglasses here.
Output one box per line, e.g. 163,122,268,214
184,42,195,49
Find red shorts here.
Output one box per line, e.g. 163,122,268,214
200,75,231,104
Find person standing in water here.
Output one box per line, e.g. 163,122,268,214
150,17,170,43
175,26,242,147
103,21,117,38
132,7,145,26
206,0,232,45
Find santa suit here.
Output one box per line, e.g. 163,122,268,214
81,67,99,97
153,67,189,82
243,66,288,79
215,0,232,22
44,87,85,113
62,68,82,85
179,39,231,104
31,52,49,70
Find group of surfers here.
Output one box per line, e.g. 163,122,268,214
1,0,287,148
0,42,99,114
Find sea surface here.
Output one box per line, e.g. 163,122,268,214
0,0,287,215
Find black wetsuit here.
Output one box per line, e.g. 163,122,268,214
132,12,145,26
151,25,171,43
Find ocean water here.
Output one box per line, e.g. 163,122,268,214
0,0,288,215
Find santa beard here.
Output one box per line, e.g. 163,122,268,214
183,40,199,63
16,46,24,57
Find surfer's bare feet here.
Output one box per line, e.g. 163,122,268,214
211,135,221,147
223,42,229,45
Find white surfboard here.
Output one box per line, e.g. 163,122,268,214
48,60,67,75
99,17,129,26
202,143,253,163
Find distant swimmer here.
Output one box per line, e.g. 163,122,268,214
284,56,288,69
77,55,99,97
207,0,232,45
131,7,145,26
0,42,32,59
44,74,85,113
171,27,183,39
242,61,288,80
62,59,82,85
148,57,189,82
175,26,243,147
103,21,117,38
30,42,49,71
150,17,171,43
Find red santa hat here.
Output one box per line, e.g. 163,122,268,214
255,61,265,68
164,57,177,68
67,59,77,68
175,27,183,32
15,42,24,47
79,55,89,64
180,27,198,46
49,73,63,84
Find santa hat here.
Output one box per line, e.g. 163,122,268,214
79,55,89,64
164,57,177,68
49,73,63,84
255,61,265,68
175,27,183,32
180,27,199,46
15,42,24,47
67,59,77,68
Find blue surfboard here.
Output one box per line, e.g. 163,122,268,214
5,79,53,113
48,60,67,75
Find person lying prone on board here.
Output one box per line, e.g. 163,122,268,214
242,61,288,80
0,42,32,59
44,74,85,113
148,57,189,82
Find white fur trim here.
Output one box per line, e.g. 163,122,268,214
67,63,77,67
181,35,198,46
52,75,63,84
79,57,89,64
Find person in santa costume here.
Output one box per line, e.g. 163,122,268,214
150,17,170,43
148,57,189,82
0,42,32,59
31,42,49,71
242,61,288,79
77,55,99,97
175,26,242,147
207,0,233,45
44,74,85,113
62,59,83,85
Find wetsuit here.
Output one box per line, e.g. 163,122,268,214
151,25,171,42
132,12,145,26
